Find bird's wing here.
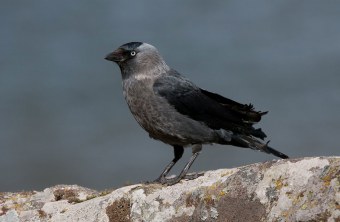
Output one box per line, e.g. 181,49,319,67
199,89,267,123
153,71,265,137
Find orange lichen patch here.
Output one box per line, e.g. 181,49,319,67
275,178,284,190
218,190,226,197
203,195,215,206
321,165,339,187
185,181,227,210
106,198,131,222
321,159,340,188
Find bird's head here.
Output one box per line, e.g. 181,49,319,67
105,42,169,78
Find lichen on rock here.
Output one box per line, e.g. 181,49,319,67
0,157,339,222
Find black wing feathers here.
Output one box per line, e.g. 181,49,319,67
154,77,243,130
153,71,267,139
200,89,267,123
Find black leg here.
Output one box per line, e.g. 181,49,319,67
153,145,184,183
153,144,203,186
164,144,202,186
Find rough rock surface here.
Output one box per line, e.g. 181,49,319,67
1,157,339,222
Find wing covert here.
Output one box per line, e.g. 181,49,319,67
153,71,259,136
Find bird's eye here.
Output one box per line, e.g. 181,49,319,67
130,51,136,56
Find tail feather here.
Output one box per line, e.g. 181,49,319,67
261,142,289,159
230,135,289,159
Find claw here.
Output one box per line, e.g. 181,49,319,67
150,172,204,186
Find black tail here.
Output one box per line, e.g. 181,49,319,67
263,143,289,159
230,135,289,159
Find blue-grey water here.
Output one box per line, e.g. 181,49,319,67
1,1,339,192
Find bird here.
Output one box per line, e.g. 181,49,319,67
105,42,288,185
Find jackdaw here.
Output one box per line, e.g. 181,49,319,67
105,42,288,185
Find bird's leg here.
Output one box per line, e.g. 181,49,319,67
153,145,184,183
164,144,203,186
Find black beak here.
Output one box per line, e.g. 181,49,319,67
105,48,125,62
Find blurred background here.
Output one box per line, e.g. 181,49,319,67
1,1,339,192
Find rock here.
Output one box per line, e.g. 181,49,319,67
0,157,339,222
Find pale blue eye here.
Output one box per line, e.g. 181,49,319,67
130,51,136,56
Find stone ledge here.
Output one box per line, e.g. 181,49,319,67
1,157,339,222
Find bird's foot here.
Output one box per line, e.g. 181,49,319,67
152,172,204,186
